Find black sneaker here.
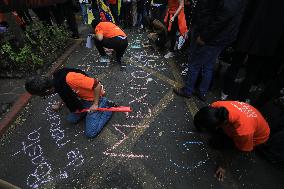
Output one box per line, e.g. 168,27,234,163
173,88,192,98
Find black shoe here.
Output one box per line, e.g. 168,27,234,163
173,88,192,98
195,92,207,102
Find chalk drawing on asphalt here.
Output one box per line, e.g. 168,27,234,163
11,95,86,188
103,124,149,159
169,131,210,171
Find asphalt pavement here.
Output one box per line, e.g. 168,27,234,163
0,29,284,189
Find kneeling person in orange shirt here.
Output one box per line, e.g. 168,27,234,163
25,68,112,138
194,101,270,181
91,19,128,70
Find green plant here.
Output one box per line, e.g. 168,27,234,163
25,22,71,56
0,42,43,67
50,25,71,48
1,21,71,76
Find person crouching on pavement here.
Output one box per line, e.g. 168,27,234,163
91,19,128,70
25,67,112,138
194,101,270,182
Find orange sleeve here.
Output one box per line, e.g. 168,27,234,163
211,101,223,108
95,25,103,35
233,134,254,152
66,73,98,90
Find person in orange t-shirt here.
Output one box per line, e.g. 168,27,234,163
25,68,113,138
163,0,188,59
194,101,270,181
91,19,128,70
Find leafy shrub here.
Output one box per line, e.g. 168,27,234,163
1,43,43,65
0,22,71,77
25,22,71,56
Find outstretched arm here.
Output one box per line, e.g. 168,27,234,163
89,82,102,112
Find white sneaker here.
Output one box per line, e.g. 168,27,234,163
99,56,110,63
177,35,185,50
221,91,228,100
164,52,174,59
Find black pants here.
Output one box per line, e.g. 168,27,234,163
257,101,284,164
254,73,284,108
238,55,268,101
223,52,246,96
53,1,79,37
184,3,191,28
261,129,284,164
94,36,128,61
120,2,132,27
167,17,179,52
109,4,119,24
223,53,267,101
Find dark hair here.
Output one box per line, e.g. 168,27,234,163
194,106,229,132
25,76,53,96
91,19,100,29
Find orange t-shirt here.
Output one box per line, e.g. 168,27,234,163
94,22,126,38
211,101,270,152
66,72,98,101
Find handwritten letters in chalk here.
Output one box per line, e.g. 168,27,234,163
12,100,85,188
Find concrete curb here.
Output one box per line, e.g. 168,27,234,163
0,39,83,136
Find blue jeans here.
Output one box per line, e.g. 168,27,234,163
184,30,225,96
67,97,112,138
80,3,88,24
137,12,143,27
137,8,146,27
